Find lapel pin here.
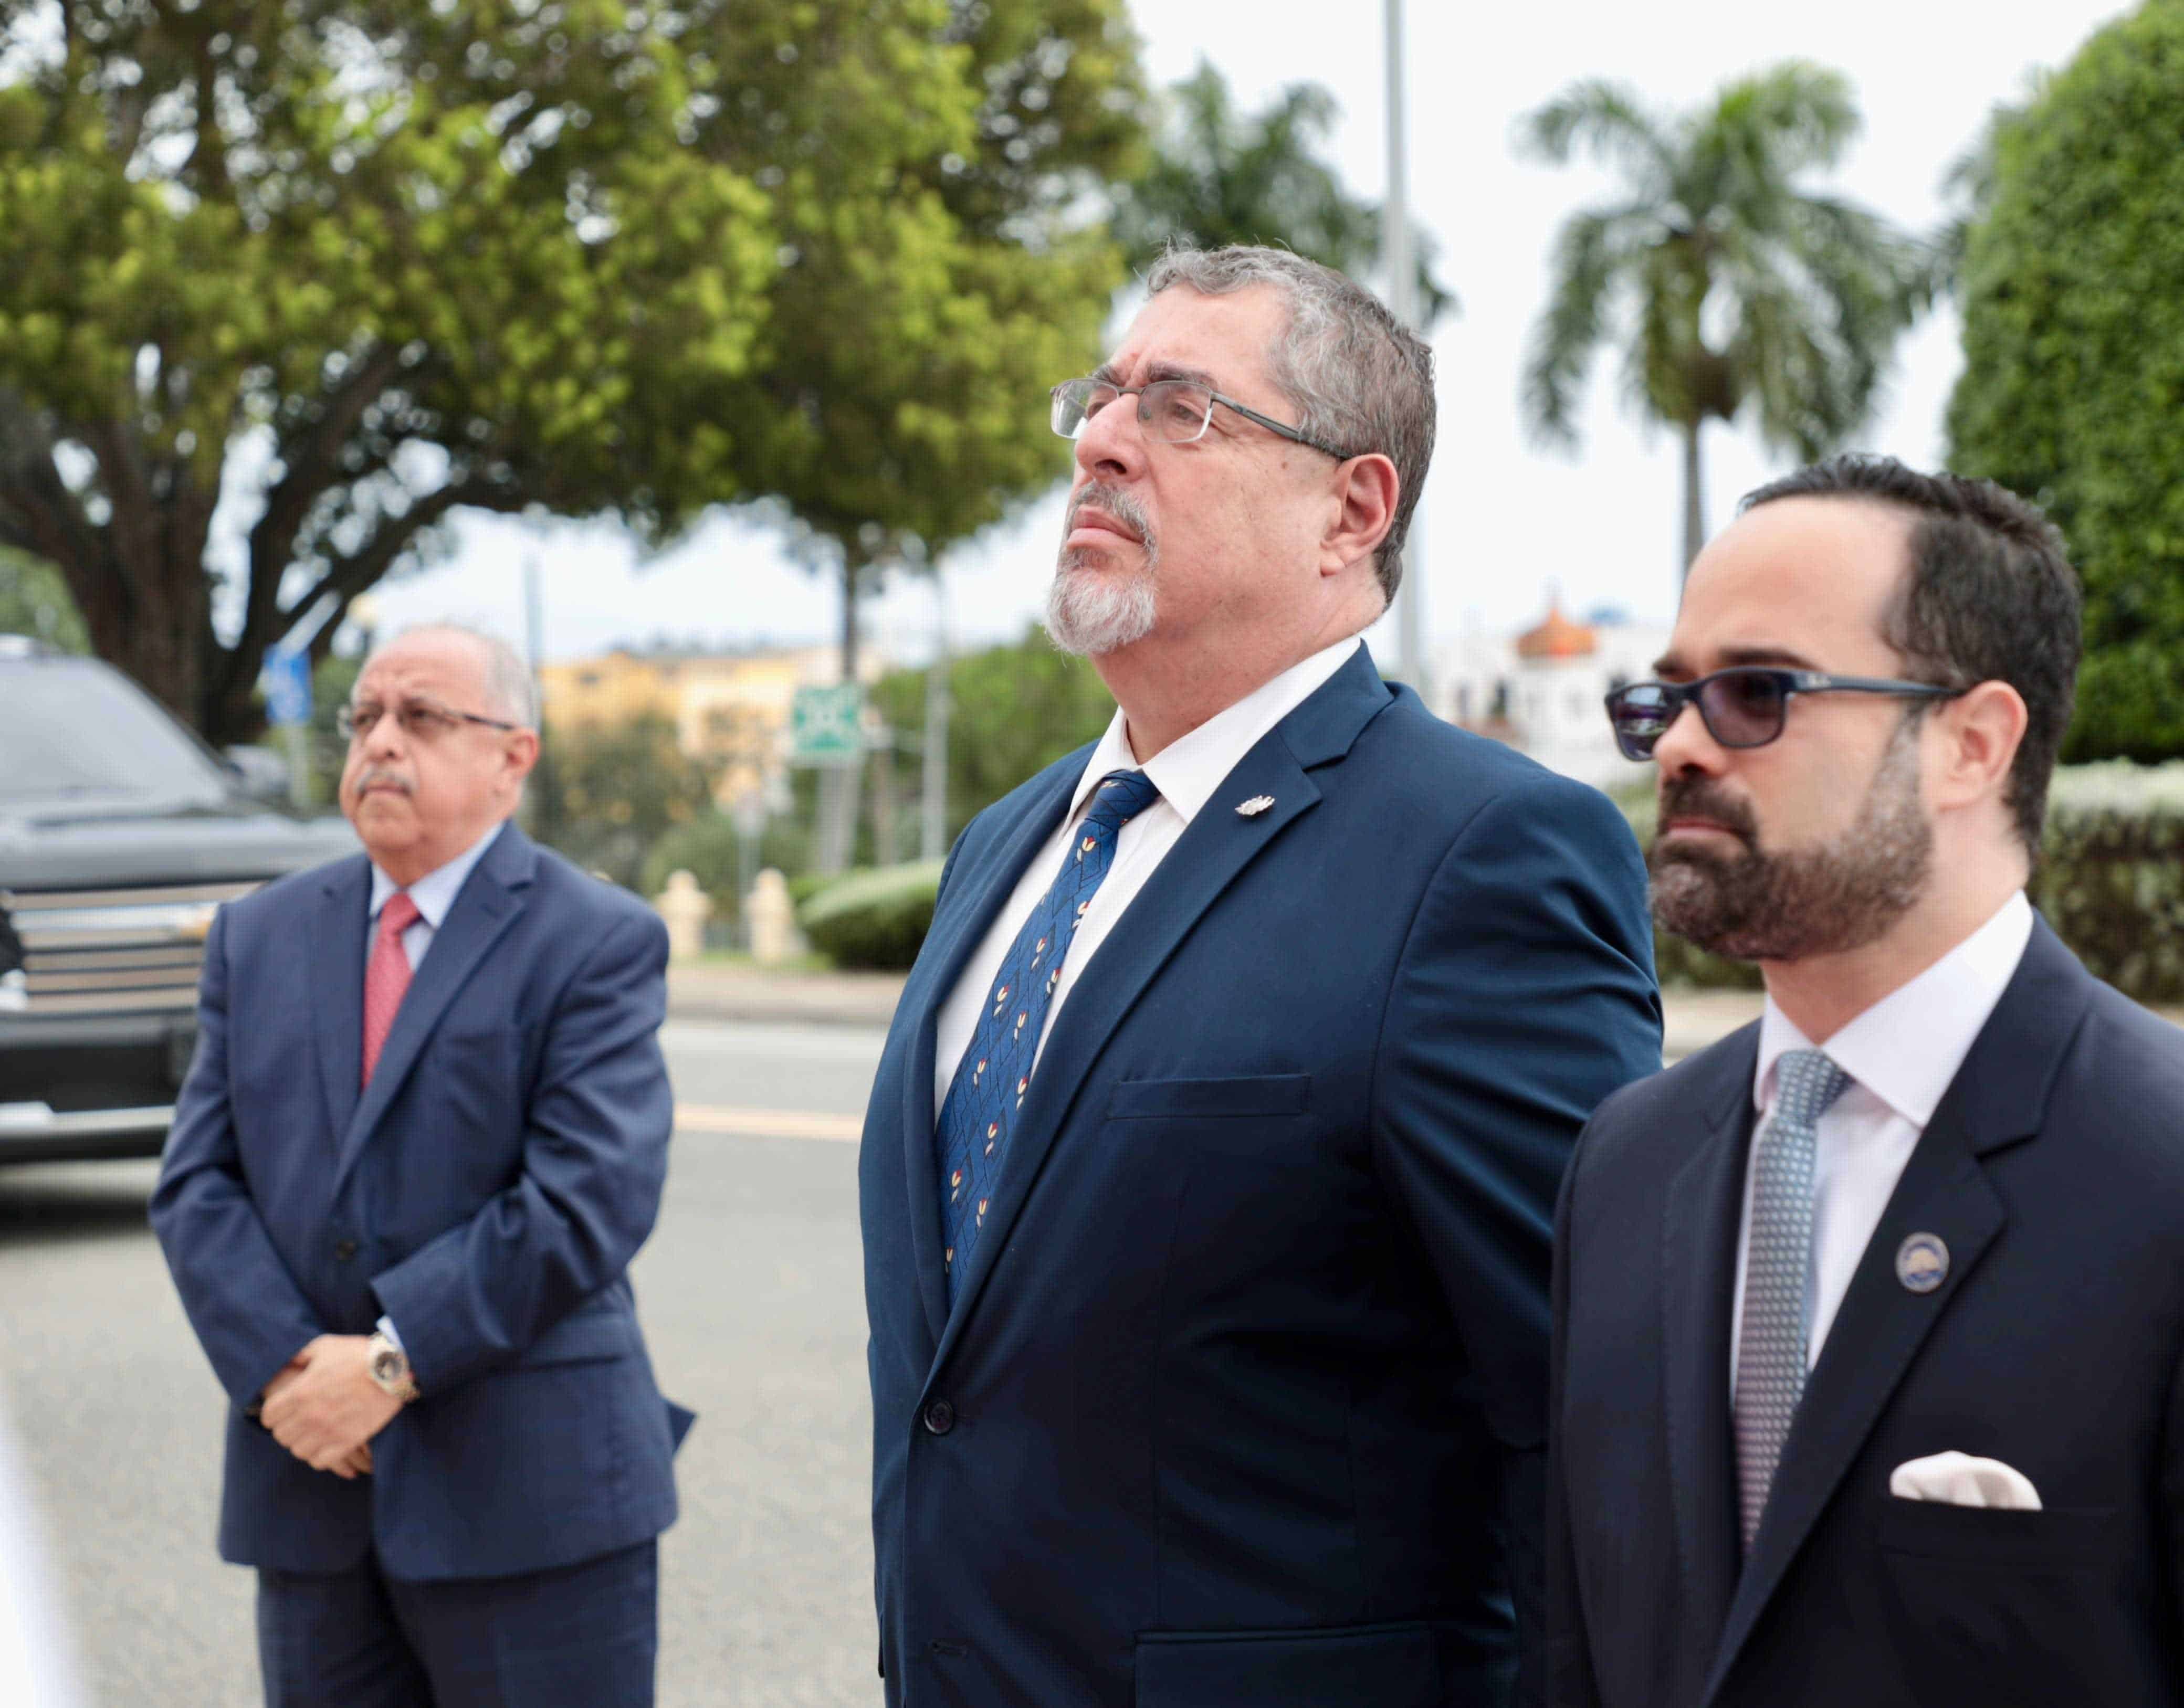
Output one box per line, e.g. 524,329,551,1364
1896,1232,1949,1294
1235,795,1276,818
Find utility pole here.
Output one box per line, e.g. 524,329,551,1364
920,566,951,862
1384,0,1425,693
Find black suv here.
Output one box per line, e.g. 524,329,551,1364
0,639,356,1161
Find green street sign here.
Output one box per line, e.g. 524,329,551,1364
790,683,865,764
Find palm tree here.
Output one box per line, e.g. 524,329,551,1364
1519,63,1935,576
1115,61,1454,325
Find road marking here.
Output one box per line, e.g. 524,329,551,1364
675,1104,863,1144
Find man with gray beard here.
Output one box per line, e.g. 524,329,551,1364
1548,455,2184,1708
856,245,1661,1708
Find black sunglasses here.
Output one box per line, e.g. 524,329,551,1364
1604,667,1967,761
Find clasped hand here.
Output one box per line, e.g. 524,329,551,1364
260,1335,402,1480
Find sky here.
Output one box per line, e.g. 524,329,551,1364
355,0,2135,673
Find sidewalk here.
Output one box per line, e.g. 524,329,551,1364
668,962,1770,1057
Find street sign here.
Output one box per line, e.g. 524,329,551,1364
790,684,864,765
261,648,313,728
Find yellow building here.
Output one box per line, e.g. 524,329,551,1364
539,644,885,807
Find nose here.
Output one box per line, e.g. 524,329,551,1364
1073,391,1147,485
1648,696,1725,781
361,711,407,764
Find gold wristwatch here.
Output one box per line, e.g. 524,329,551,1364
366,1330,418,1403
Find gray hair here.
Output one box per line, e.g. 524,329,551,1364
368,623,539,728
1144,243,1436,602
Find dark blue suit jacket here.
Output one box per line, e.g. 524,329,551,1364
151,824,690,1582
1549,918,2184,1707
860,649,1662,1708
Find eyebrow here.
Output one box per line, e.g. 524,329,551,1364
1650,643,1824,677
1088,359,1222,391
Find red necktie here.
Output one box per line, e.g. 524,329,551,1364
362,891,422,1087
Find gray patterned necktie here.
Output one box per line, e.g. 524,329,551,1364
1733,1047,1851,1551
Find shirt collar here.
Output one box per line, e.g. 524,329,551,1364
1754,889,2034,1127
1066,636,1363,824
369,819,508,932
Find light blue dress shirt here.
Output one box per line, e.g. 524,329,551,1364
366,819,508,1353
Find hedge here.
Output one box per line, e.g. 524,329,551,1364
797,763,2184,998
1631,761,2184,1003
797,860,944,971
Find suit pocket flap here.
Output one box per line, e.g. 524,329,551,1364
1136,1622,1437,1707
519,1305,642,1366
1107,1074,1310,1120
1877,1496,2113,1565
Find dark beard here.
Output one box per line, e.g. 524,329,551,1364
1648,721,1933,962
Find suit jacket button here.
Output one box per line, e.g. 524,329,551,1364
333,1239,358,1262
923,1400,956,1436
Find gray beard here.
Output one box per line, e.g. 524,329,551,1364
1648,719,1934,963
1044,551,1158,657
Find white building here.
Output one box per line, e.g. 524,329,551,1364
1432,602,1671,792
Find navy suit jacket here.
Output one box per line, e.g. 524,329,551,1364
1549,918,2184,1708
151,824,690,1582
860,648,1662,1708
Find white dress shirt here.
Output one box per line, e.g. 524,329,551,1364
1729,890,2034,1389
364,818,507,1353
366,819,508,971
932,636,1361,1116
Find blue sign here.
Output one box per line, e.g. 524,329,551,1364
261,648,313,727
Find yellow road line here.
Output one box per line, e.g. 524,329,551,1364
675,1104,863,1144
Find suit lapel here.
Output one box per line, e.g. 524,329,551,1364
1659,1029,1758,1657
928,648,1393,1375
1704,917,2095,1703
898,762,1082,1346
332,826,535,1190
309,856,372,1146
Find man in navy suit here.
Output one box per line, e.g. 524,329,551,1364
152,625,689,1707
858,244,1662,1707
1552,456,2184,1706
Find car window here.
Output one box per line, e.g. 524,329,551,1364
0,660,233,808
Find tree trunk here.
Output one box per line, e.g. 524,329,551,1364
1679,419,1707,585
839,553,860,688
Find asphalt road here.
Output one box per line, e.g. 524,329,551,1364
0,1018,890,1708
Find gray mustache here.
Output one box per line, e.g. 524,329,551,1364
1066,483,1154,550
352,768,413,795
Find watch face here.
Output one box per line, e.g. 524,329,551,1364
371,1346,406,1385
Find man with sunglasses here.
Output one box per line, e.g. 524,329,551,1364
153,624,691,1707
858,245,1661,1708
1549,456,2184,1707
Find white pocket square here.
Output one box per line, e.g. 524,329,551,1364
1888,1450,2042,1511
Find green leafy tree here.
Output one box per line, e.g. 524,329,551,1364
529,712,712,890
0,546,87,651
1519,62,1936,575
873,626,1115,838
1111,60,1453,324
744,0,1149,684
1947,3,2184,761
0,1,1142,740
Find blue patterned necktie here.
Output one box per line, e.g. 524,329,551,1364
1733,1046,1851,1550
934,768,1163,1303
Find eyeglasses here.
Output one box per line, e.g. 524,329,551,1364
1604,667,1967,761
1050,376,1354,460
337,700,521,743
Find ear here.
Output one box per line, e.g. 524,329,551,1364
503,729,541,791
1317,452,1400,578
1927,680,2026,817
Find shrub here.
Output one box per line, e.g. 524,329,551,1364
798,860,945,971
